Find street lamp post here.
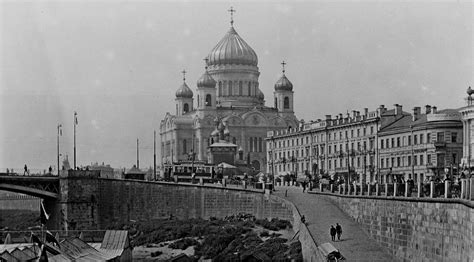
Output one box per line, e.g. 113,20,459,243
57,124,62,176
154,130,156,181
73,112,77,170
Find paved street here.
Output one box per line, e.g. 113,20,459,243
274,186,395,262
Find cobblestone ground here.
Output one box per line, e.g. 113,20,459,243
274,186,395,262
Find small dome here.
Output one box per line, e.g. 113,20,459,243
175,82,193,98
274,74,293,91
207,27,258,66
197,70,217,88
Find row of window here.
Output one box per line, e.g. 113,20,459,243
218,80,258,96
327,156,375,170
380,131,457,149
274,126,376,149
327,126,375,141
380,153,457,168
274,155,375,172
276,162,310,173
273,140,374,159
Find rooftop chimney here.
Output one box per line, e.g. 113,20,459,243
394,104,402,116
413,107,421,121
432,106,437,114
326,115,332,120
352,110,357,118
425,105,432,114
364,108,369,116
377,105,387,116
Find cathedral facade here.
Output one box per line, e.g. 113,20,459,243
159,14,299,172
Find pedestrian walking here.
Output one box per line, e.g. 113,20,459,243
330,225,336,241
23,164,29,175
336,223,342,241
302,181,307,192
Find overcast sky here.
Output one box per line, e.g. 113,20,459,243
0,1,472,171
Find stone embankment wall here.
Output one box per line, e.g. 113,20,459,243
58,173,324,261
315,193,473,262
96,180,293,227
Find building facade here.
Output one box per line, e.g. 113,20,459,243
267,105,405,183
459,87,474,174
378,105,463,183
160,13,298,173
267,104,462,184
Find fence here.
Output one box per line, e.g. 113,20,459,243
169,178,274,192
0,230,106,244
314,178,474,200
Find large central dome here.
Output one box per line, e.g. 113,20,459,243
207,27,258,66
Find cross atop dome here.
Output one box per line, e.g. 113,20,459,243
228,6,236,26
181,69,187,82
281,60,286,74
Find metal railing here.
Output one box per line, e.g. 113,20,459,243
0,230,106,244
312,178,474,201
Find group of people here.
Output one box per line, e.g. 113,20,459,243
330,223,343,241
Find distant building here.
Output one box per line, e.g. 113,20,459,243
87,162,115,179
378,105,462,183
124,165,146,180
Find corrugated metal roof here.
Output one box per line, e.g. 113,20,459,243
100,230,129,250
59,237,119,261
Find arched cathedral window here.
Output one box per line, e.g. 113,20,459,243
239,81,243,95
218,82,222,96
229,81,233,96
284,97,289,109
183,103,189,113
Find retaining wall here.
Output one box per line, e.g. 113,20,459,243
312,192,474,262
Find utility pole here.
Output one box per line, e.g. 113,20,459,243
137,138,140,169
154,131,156,181
57,124,62,175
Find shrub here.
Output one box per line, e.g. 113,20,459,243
169,238,199,250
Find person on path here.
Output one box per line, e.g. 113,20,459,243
336,223,342,241
302,181,307,192
23,164,29,175
330,225,336,241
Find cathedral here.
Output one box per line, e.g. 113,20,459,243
159,10,299,172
